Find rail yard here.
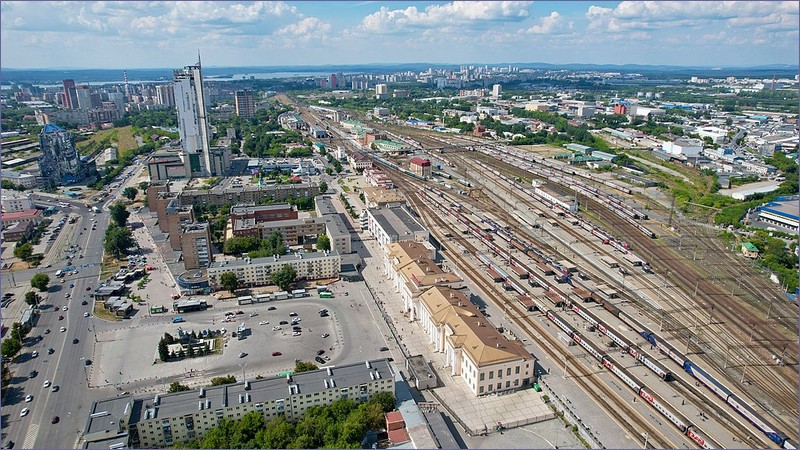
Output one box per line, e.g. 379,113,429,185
349,126,798,449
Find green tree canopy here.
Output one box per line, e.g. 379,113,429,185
318,181,328,193
24,291,40,307
293,360,318,373
1,338,21,358
109,201,130,227
168,381,191,393
30,273,50,292
219,272,240,294
13,243,33,261
271,264,297,291
316,234,331,252
122,186,138,200
104,225,135,259
209,375,237,386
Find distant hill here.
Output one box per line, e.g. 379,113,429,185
2,63,797,84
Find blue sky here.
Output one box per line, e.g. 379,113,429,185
1,1,798,69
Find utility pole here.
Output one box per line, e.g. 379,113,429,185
667,194,675,229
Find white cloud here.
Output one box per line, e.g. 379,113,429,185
274,17,332,44
526,11,567,34
357,1,532,34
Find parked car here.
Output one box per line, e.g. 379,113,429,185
238,352,248,358
272,351,282,356
316,349,325,355
31,351,38,358
322,333,330,338
51,416,59,424
267,306,277,311
315,356,326,364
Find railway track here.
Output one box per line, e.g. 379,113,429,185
389,179,680,448
440,146,799,436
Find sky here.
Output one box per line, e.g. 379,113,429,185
1,1,798,69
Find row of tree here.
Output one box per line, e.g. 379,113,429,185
219,264,297,293
175,392,395,449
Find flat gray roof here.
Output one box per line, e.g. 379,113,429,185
230,204,293,214
134,359,393,421
371,207,425,240
315,196,338,216
85,396,133,435
208,250,339,269
320,215,349,239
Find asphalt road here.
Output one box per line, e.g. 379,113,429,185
2,163,145,449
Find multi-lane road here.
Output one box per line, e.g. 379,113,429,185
2,164,145,449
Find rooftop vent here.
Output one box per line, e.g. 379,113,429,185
154,395,160,406
199,388,205,398
198,401,204,411
326,367,333,376
365,361,372,369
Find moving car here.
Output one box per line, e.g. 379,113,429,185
20,408,29,417
60,327,66,332
72,338,79,344
47,348,54,355
380,346,389,351
289,312,298,317
238,352,248,358
249,312,258,317
43,380,51,388
316,349,325,355
51,416,59,424
51,385,59,392
31,351,38,358
84,312,90,317
272,351,282,356
24,395,33,402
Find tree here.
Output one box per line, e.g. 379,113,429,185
370,391,395,412
13,243,33,261
168,381,191,393
1,338,21,358
294,360,318,373
316,234,331,251
271,264,297,291
30,273,50,292
104,225,135,259
138,181,149,191
158,339,170,362
325,167,333,176
318,181,328,193
109,201,130,227
219,272,240,294
209,375,237,386
24,291,40,307
122,186,138,200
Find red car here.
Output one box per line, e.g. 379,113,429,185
272,351,282,356
85,286,91,291
58,315,64,321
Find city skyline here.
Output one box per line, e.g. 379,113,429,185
1,1,798,70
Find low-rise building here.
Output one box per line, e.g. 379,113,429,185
1,191,34,212
409,157,432,179
347,152,373,171
361,187,406,209
741,242,760,259
367,206,429,247
230,204,297,224
207,250,340,289
756,197,799,231
661,139,704,157
2,220,34,242
147,151,188,180
0,208,43,227
1,169,38,189
417,287,534,397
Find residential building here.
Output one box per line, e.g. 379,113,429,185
416,286,534,396
1,192,34,212
165,200,195,250
207,250,341,289
156,84,176,107
409,157,432,179
234,90,255,120
492,84,502,97
361,187,406,209
2,221,34,242
179,182,320,207
347,152,373,171
375,84,388,96
37,123,91,186
181,223,213,270
62,79,78,109
174,58,213,177
1,170,37,189
117,359,395,448
367,206,429,247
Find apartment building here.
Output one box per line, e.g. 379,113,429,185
417,287,534,396
179,183,320,207
85,360,395,448
229,204,297,224
207,250,340,289
1,192,34,212
181,223,213,270
165,200,195,250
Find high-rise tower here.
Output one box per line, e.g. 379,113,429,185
62,79,79,109
173,54,212,177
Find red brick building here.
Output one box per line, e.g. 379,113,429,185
409,157,432,179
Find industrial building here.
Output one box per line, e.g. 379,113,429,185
756,197,799,232
409,157,432,178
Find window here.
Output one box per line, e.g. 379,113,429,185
507,368,511,376
514,379,519,386
497,370,502,379
515,366,520,374
489,372,493,380
497,383,501,390
480,386,484,394
506,381,510,388
488,385,492,392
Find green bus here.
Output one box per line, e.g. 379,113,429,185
319,292,334,299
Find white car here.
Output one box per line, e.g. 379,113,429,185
60,327,66,332
20,408,29,417
322,333,330,338
25,394,33,402
31,351,38,358
249,312,258,317
43,380,51,388
65,293,70,298
63,306,68,311
272,326,282,331
84,312,90,317
259,321,269,325
292,331,301,337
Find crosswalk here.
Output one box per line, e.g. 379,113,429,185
22,422,38,449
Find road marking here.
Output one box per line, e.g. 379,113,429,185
22,423,38,449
